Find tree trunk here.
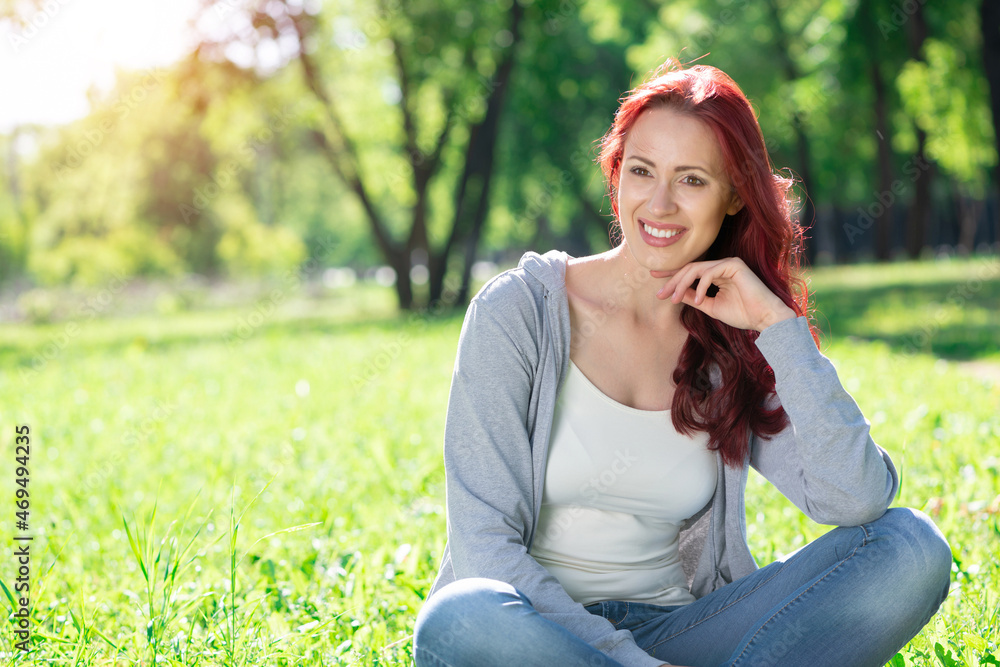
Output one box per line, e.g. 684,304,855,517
391,251,414,310
906,3,933,258
871,60,894,261
440,0,524,306
982,0,1000,247
957,193,979,255
907,132,933,258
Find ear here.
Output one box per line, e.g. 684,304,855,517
726,190,744,216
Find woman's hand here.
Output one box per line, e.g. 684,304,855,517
651,257,796,333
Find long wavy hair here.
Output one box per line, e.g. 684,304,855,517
597,58,818,467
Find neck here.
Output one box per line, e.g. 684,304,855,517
603,245,686,333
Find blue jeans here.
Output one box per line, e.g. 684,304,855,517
413,507,952,666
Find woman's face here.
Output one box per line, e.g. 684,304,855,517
616,105,743,272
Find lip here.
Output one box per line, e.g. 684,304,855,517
638,218,686,247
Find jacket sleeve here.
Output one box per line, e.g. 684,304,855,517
441,284,664,667
750,316,899,526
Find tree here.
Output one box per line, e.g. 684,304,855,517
765,0,820,263
194,0,527,310
897,27,996,254
903,0,934,258
492,0,661,260
982,0,1000,244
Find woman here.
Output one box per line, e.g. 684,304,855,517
413,59,952,667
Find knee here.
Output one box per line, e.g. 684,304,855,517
414,578,529,661
869,507,952,598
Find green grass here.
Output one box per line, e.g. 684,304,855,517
0,255,997,665
804,255,1000,362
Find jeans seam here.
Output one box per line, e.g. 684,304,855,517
727,524,870,666
643,561,786,652
611,601,631,626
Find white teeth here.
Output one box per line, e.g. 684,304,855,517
643,223,682,239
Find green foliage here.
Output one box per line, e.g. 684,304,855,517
897,38,997,194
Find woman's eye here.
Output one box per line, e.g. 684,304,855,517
629,166,650,176
681,174,705,186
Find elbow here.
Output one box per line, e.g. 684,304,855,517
805,446,899,527
806,486,895,526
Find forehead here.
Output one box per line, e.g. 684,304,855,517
623,106,725,169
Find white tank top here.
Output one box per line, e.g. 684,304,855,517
529,358,718,606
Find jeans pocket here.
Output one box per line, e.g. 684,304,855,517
600,600,632,626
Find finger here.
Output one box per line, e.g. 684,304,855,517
654,266,692,298
695,275,712,305
656,269,684,299
662,261,718,302
694,264,728,304
678,284,713,316
665,267,696,302
658,262,700,299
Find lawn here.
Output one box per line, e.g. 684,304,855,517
0,254,997,665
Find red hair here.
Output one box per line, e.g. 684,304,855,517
598,58,818,467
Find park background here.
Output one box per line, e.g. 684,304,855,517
0,0,998,664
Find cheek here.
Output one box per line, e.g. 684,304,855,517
620,180,649,204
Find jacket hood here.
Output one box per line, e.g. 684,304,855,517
517,249,571,294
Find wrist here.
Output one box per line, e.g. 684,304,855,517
756,305,796,332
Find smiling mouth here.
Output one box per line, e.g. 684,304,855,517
642,223,683,239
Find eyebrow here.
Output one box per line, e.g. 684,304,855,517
624,154,711,174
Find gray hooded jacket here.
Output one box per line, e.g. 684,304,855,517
427,249,899,666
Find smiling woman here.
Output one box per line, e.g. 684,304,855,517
412,58,953,667
616,107,743,271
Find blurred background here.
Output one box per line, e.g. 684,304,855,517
0,0,997,315
1,1,999,665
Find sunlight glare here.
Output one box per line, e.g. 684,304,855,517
0,0,201,131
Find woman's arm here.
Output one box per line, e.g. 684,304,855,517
750,315,898,525
653,257,898,525
440,284,664,667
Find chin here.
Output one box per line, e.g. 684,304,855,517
634,250,684,274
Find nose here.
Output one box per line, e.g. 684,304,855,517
648,180,677,216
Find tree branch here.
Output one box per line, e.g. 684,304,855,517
289,12,399,261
